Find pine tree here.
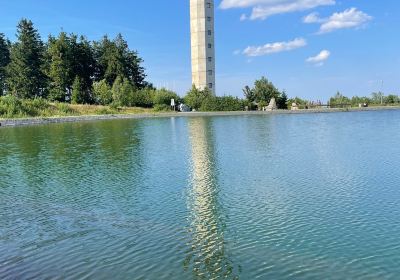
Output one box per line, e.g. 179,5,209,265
47,32,72,102
94,34,146,89
6,19,46,98
70,35,95,95
71,76,85,104
0,33,10,95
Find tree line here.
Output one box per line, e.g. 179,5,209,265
0,18,154,106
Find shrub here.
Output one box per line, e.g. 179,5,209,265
112,76,135,107
0,96,52,118
184,85,213,110
200,96,244,112
132,87,154,108
93,79,112,105
152,88,180,106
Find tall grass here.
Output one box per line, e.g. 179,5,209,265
0,96,151,119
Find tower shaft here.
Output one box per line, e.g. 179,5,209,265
190,0,215,94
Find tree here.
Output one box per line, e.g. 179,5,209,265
0,33,10,95
329,91,350,107
184,85,213,110
371,92,384,104
71,76,87,104
385,94,399,104
152,88,180,107
70,35,95,96
243,85,255,102
93,79,112,105
94,34,147,88
6,19,46,98
111,76,135,107
277,91,288,109
46,32,72,102
253,76,280,103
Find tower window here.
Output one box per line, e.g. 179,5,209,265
208,83,213,89
207,2,211,8
207,17,211,22
208,43,212,49
208,57,212,62
208,70,213,75
208,30,212,36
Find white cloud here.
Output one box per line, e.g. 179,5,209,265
220,0,335,20
306,50,330,66
303,12,323,23
243,37,307,57
240,14,248,21
304,8,373,34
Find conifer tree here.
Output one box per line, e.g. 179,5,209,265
47,32,72,102
94,34,146,89
70,35,95,94
6,19,45,98
71,76,85,104
0,33,10,95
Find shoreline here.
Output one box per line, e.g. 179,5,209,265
1,106,400,128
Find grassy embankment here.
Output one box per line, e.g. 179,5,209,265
0,96,154,119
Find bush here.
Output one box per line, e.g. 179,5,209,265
0,96,52,118
132,87,153,107
112,76,135,107
93,79,112,105
184,85,213,110
200,96,244,111
152,88,180,106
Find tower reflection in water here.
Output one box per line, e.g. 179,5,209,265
185,117,239,279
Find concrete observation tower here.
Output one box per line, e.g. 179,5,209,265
190,0,216,94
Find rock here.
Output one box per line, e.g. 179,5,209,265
264,98,277,111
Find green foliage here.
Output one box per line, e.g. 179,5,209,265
94,34,146,88
385,94,400,104
253,76,280,103
350,96,371,107
184,85,213,110
132,87,153,108
243,85,255,103
0,33,10,96
111,76,135,107
200,96,244,111
371,92,384,104
0,95,51,118
6,19,46,99
329,92,351,107
243,76,288,109
93,79,112,105
46,32,71,102
152,88,180,106
54,102,74,114
71,76,90,104
287,97,308,109
277,91,288,109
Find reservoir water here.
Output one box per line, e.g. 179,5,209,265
1,110,400,279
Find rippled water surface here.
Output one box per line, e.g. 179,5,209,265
1,110,400,279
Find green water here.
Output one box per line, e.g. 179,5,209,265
1,111,400,279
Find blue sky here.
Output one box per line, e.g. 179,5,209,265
0,0,399,100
